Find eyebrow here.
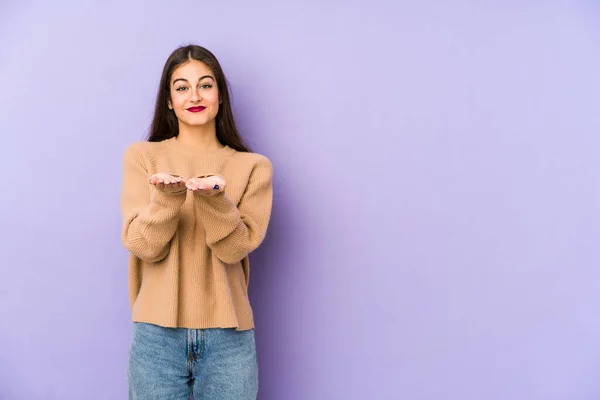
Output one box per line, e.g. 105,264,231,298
172,75,215,85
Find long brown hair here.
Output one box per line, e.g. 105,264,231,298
147,45,251,152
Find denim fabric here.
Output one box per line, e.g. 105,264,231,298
127,322,258,399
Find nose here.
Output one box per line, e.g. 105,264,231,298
189,87,201,103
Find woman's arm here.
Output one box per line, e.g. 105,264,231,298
120,145,187,263
194,157,273,264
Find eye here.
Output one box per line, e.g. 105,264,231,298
200,84,213,89
176,86,188,91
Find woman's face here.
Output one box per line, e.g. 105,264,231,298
168,60,220,128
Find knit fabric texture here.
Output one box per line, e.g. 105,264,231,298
120,137,273,330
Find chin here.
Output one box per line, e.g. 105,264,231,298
184,117,215,127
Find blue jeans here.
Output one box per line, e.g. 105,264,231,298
127,322,259,399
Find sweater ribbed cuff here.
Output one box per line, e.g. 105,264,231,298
151,188,187,208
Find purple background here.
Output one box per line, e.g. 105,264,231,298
1,1,600,399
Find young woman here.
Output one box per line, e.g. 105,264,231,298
120,44,273,399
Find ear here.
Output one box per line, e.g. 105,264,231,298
167,100,173,110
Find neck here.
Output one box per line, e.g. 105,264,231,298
176,121,223,150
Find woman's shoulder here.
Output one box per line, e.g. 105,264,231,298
235,151,271,165
232,150,272,169
123,140,165,158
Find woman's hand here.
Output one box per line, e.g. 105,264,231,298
186,175,226,197
149,173,187,194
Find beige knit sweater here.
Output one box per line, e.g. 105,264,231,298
120,137,273,331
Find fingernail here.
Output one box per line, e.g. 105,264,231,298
213,184,220,190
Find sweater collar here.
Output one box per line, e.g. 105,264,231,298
162,136,237,157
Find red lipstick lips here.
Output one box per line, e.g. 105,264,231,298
187,106,206,113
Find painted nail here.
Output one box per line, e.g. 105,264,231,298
213,184,220,190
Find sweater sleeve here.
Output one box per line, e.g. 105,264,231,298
120,145,187,263
195,156,273,264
